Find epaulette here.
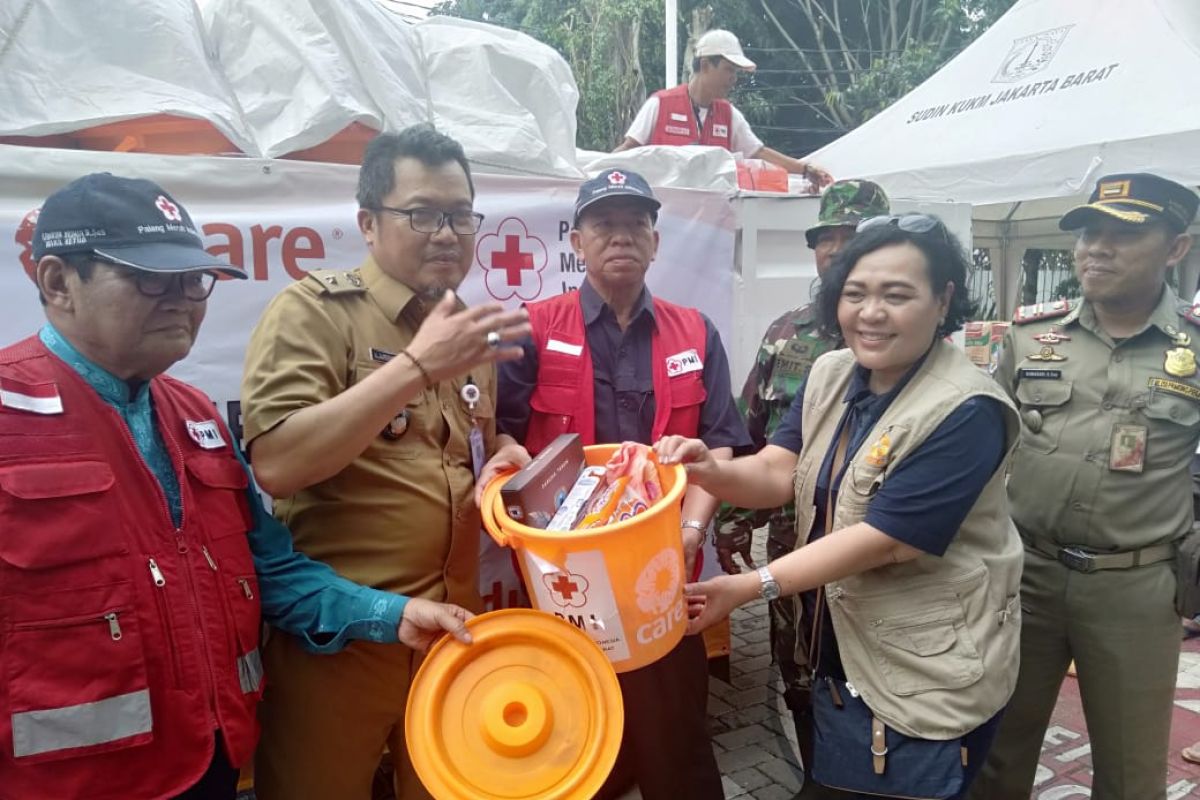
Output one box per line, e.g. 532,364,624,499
1012,299,1073,325
1178,302,1200,328
306,269,367,296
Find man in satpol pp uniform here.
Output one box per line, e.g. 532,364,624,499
714,179,889,769
240,126,531,799
0,173,471,800
972,173,1200,800
615,29,832,186
478,168,750,799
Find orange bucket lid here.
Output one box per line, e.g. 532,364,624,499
405,609,623,799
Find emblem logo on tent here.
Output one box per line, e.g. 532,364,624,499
993,25,1073,84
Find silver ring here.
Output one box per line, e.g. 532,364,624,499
486,330,502,349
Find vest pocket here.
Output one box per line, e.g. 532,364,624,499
872,604,984,696
4,580,153,763
184,454,251,540
0,460,124,569
224,573,264,698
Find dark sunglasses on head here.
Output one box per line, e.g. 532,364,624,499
855,213,945,235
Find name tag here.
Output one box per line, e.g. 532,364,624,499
664,125,691,136
711,123,729,138
1149,377,1200,402
546,338,583,357
1018,368,1062,380
0,377,62,415
186,419,226,450
669,112,688,122
666,349,703,377
370,348,396,363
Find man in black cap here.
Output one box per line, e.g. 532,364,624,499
479,167,750,799
0,173,472,800
972,173,1200,800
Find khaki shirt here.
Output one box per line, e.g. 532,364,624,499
241,257,494,609
998,289,1200,552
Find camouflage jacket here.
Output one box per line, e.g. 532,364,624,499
717,303,836,535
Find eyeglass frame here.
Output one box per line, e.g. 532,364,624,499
371,205,486,235
93,258,219,301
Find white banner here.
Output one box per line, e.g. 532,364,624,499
0,145,736,607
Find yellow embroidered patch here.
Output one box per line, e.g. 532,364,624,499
1148,377,1200,402
865,433,891,468
1098,179,1131,199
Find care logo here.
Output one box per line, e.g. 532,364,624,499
993,25,1073,84
635,548,681,616
475,216,548,302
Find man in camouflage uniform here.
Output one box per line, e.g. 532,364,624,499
715,180,889,764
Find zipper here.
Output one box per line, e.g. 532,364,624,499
236,578,255,600
201,545,218,571
13,609,125,633
148,558,185,689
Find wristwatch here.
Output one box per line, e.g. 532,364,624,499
682,519,708,545
756,566,781,601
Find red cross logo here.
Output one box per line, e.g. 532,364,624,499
15,207,39,282
608,171,627,186
476,217,549,302
543,571,590,608
156,195,182,222
491,235,534,286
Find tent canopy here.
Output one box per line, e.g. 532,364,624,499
809,0,1200,314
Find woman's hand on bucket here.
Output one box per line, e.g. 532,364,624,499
475,439,532,506
684,573,760,635
398,598,475,652
653,436,719,488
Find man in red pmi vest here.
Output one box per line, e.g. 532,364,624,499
615,29,833,186
478,168,750,799
0,174,473,800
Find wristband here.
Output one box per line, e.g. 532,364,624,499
399,349,433,388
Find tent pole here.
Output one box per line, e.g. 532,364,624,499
665,0,678,88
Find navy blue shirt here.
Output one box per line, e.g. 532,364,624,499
498,281,751,449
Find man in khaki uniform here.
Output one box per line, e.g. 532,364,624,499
973,173,1200,800
241,125,531,799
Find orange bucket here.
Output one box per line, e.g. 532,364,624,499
480,445,687,673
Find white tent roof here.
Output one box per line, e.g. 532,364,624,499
810,0,1200,210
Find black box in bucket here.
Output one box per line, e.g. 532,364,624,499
500,434,585,528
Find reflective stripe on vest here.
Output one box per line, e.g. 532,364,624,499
237,648,263,694
11,689,152,758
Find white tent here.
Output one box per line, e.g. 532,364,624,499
809,0,1200,316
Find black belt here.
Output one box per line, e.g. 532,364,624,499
1024,535,1175,573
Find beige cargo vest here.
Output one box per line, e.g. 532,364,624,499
793,340,1024,739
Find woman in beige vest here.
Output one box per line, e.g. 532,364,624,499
657,216,1023,799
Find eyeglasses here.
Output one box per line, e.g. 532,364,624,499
856,213,946,235
374,206,485,235
118,268,217,301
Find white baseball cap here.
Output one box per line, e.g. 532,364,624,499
694,29,756,71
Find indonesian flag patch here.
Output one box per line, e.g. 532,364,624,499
0,377,63,415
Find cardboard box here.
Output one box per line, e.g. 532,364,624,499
963,321,1009,374
500,434,584,529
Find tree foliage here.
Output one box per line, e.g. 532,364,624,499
433,0,1018,155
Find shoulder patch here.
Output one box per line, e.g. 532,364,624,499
306,269,367,296
1012,299,1073,325
1179,302,1200,328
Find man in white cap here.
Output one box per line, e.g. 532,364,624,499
615,28,832,185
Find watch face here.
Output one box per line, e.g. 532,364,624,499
762,581,781,601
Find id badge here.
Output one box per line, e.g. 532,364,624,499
469,424,486,481
1109,424,1147,473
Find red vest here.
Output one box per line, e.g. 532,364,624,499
0,336,261,800
648,84,733,149
524,291,708,456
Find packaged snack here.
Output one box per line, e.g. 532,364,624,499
500,434,584,529
547,466,607,531
576,476,629,529
602,442,663,506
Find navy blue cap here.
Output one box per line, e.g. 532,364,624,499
32,173,245,278
1060,173,1199,232
573,168,661,224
